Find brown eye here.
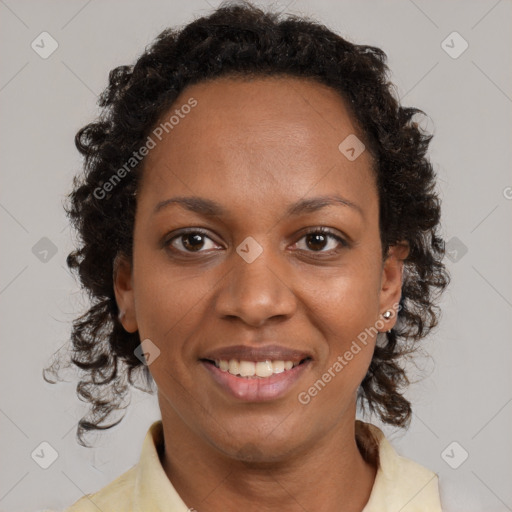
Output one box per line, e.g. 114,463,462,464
295,228,347,253
167,229,220,253
181,233,206,251
305,232,329,251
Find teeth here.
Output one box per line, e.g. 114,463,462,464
214,359,303,378
272,360,285,374
239,361,255,377
228,359,239,376
256,360,274,377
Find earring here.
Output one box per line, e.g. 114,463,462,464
383,310,392,320
118,310,125,321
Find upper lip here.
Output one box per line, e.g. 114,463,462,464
201,344,312,363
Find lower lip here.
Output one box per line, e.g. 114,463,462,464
201,360,311,402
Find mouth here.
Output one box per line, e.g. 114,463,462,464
200,357,312,402
201,357,311,378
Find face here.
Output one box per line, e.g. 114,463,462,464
115,76,406,461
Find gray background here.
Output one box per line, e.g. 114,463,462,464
1,0,511,511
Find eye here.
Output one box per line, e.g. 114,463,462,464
164,227,348,256
294,227,348,253
166,228,221,253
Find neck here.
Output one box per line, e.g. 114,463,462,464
159,404,377,512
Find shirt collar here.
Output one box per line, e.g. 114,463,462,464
361,423,442,512
133,421,189,512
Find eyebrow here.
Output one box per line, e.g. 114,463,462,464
153,194,363,217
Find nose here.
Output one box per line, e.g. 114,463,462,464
214,245,297,327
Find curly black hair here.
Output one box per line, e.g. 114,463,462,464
44,0,449,446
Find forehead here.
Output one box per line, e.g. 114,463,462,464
158,75,365,146
138,75,376,217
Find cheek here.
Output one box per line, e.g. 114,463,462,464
293,255,382,392
131,253,211,347
296,257,383,338
295,272,379,416
132,263,212,399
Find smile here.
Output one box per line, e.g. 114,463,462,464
201,358,311,401
213,359,303,378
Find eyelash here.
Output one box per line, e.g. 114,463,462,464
164,227,348,255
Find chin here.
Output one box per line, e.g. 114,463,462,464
205,421,304,463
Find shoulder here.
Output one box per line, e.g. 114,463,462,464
62,420,179,512
359,421,443,512
63,466,137,512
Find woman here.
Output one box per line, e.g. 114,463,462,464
48,2,449,510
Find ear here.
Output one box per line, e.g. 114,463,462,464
113,254,138,333
378,243,409,331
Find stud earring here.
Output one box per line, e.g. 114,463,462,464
383,310,392,320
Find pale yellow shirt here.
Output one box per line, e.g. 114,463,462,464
63,420,442,511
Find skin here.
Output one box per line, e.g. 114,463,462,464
114,76,408,512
